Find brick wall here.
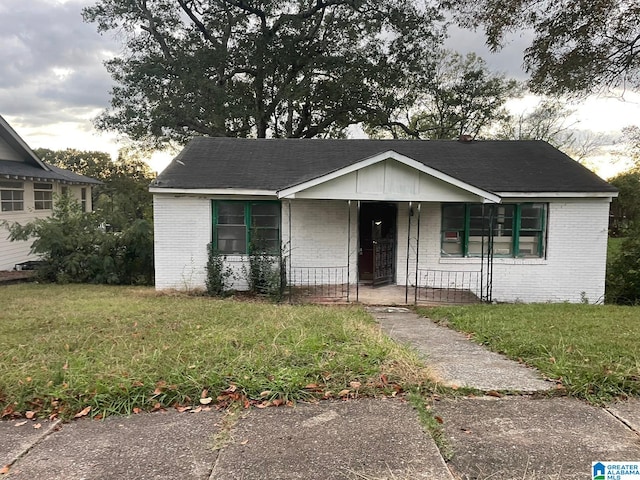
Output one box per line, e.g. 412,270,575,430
155,195,611,303
153,195,212,290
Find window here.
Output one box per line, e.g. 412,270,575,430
213,201,280,254
0,181,24,212
441,203,546,258
81,188,87,212
34,182,53,210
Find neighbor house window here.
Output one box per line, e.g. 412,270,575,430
441,203,547,258
33,182,53,210
81,188,87,212
0,181,24,212
213,201,280,254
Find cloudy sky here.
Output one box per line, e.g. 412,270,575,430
2,0,640,176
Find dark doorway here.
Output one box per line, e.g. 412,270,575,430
358,202,397,286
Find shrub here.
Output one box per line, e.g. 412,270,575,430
205,243,233,296
606,224,640,304
5,193,153,285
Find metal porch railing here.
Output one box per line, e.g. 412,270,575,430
288,266,349,302
416,269,483,304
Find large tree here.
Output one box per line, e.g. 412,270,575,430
366,51,520,139
441,0,640,95
83,0,444,147
493,98,608,161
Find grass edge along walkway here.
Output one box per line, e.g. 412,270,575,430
420,303,640,404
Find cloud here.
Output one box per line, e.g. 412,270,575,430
444,25,533,81
0,0,116,118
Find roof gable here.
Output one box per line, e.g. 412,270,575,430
151,137,618,196
279,151,501,203
0,115,49,170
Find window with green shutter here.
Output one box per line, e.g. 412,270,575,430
213,201,280,254
441,203,547,258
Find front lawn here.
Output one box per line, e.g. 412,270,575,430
0,284,431,419
421,303,640,403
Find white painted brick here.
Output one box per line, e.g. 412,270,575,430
155,196,611,303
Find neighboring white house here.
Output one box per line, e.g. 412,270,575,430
150,137,618,304
0,115,101,271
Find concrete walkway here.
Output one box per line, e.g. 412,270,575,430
371,306,554,392
371,306,640,479
0,399,454,480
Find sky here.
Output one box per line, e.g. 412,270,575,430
2,0,640,177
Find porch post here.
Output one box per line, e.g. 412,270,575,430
405,201,412,304
347,200,351,303
414,202,421,305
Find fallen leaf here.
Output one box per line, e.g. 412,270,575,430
240,439,249,445
132,407,142,414
14,421,28,427
1,405,14,418
486,391,503,398
255,402,269,409
33,423,42,429
337,389,351,397
74,406,91,418
175,406,190,413
304,384,318,390
349,381,361,390
201,389,209,399
434,416,444,424
200,397,212,405
62,361,68,371
152,402,163,412
25,411,35,419
190,406,202,413
272,399,283,407
549,357,556,364
260,390,272,397
0,465,10,475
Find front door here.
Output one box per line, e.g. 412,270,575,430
359,203,397,286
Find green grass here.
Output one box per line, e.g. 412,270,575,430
0,284,432,419
420,303,640,403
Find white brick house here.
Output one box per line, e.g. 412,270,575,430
0,115,101,271
150,138,618,304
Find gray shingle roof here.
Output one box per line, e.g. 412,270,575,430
151,137,617,194
0,160,102,185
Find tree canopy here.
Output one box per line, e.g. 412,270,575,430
84,0,444,147
441,0,640,95
366,51,520,139
35,148,154,231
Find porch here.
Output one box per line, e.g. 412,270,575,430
287,272,484,306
